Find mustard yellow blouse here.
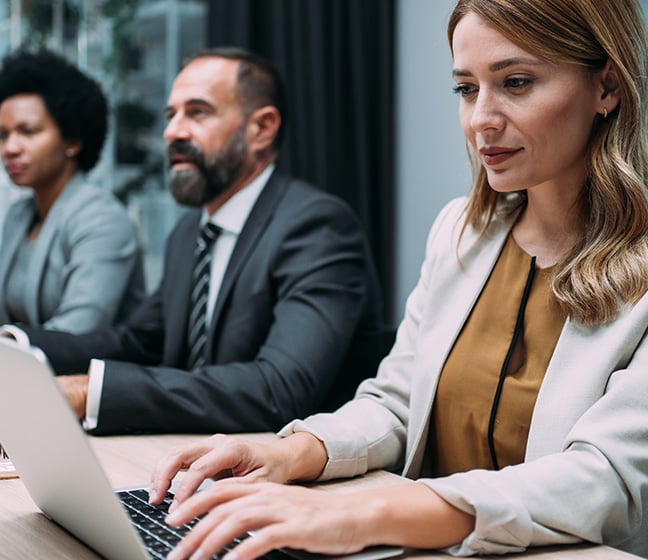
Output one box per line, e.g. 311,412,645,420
430,234,567,476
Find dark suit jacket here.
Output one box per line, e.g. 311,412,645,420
24,171,386,434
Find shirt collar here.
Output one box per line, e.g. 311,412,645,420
202,163,275,235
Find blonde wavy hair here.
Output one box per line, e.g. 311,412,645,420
448,0,648,326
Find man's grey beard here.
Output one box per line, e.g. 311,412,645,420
169,128,247,207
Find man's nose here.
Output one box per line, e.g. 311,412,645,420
163,114,190,143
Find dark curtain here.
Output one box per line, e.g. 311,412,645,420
206,0,396,324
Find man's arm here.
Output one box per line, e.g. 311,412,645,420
20,286,166,374
94,194,382,435
20,211,200,373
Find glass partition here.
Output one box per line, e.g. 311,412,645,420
0,0,207,290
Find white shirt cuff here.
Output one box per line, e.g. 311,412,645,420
82,359,105,431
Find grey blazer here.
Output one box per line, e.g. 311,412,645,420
0,174,145,333
282,197,648,557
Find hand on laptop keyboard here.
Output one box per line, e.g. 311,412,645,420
119,489,291,560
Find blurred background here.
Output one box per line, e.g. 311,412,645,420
2,0,645,326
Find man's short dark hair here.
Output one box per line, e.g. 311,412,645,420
0,48,109,172
185,47,287,149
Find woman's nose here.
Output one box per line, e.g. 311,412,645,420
470,90,505,133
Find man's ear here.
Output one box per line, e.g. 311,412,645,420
598,59,621,117
247,106,281,153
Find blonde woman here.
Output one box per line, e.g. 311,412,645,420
150,1,648,558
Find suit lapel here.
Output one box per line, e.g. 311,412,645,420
0,199,34,322
164,211,201,366
206,172,288,352
24,174,86,324
526,296,648,460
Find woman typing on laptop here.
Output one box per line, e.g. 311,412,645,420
150,0,648,558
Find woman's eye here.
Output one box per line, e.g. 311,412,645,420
505,77,531,90
452,84,477,97
16,126,39,136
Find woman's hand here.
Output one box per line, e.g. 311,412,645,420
163,479,475,560
165,480,378,560
149,432,328,511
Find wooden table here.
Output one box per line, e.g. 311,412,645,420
0,433,641,560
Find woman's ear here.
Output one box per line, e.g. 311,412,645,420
598,59,621,117
64,139,82,158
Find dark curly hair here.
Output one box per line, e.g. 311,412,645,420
0,48,108,171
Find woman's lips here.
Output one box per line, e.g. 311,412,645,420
4,163,26,177
480,147,522,166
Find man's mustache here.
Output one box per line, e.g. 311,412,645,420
167,141,205,166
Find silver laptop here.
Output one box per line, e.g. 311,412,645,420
0,337,403,560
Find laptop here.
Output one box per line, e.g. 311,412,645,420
0,337,404,560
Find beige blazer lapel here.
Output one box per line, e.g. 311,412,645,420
526,295,648,460
403,210,519,478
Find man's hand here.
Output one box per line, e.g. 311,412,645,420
56,374,89,420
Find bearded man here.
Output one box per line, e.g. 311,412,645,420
3,47,385,435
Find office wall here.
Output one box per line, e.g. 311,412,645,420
395,0,471,320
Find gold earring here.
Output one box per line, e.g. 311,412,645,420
602,108,608,119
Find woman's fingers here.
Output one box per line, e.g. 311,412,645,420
149,441,217,504
149,436,229,504
149,435,262,507
166,485,280,560
165,482,370,560
166,478,262,525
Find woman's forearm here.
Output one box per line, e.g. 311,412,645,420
361,482,475,550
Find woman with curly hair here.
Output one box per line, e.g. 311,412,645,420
0,49,144,333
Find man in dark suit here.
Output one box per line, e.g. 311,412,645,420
7,47,385,435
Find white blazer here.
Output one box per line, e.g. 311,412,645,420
281,197,648,557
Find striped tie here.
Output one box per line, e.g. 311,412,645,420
187,222,221,369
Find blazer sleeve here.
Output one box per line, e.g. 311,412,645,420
40,191,144,333
93,193,379,434
278,198,469,477
22,286,166,374
419,309,648,556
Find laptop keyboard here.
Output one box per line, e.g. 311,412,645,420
118,488,204,559
117,488,290,560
